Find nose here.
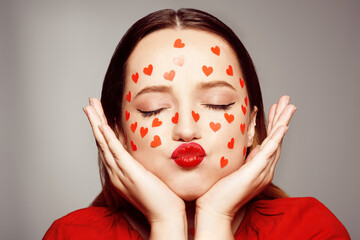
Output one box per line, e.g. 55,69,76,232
172,110,201,142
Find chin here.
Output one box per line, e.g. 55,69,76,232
171,183,210,201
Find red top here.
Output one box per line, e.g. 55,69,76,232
43,197,350,239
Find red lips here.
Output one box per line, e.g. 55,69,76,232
171,142,206,168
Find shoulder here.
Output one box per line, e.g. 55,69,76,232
43,207,142,240
236,197,350,239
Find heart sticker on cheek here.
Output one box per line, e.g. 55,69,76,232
140,127,148,138
227,138,234,149
173,55,184,66
131,140,137,151
174,38,185,48
241,105,247,115
224,113,234,123
126,91,131,102
211,46,220,56
239,77,245,88
244,96,248,106
130,122,137,133
163,70,175,81
240,123,246,135
152,118,162,127
220,156,228,168
192,111,200,122
172,112,179,124
132,72,139,83
209,122,221,132
202,65,213,77
243,146,247,156
143,64,153,76
150,135,162,148
125,111,130,121
226,65,233,76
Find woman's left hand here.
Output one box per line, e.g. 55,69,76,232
194,95,296,239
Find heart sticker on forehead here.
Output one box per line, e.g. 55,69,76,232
202,65,213,77
173,55,184,66
163,70,175,81
211,46,220,56
143,64,153,76
174,38,185,48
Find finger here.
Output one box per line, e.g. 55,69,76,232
272,96,290,130
267,104,277,136
89,97,108,124
244,145,260,164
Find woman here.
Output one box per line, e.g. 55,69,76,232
44,8,350,239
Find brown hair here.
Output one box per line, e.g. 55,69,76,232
91,8,287,211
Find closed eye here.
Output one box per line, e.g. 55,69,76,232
203,102,235,111
137,108,166,117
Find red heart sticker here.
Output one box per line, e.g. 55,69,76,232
227,138,234,149
140,127,148,138
172,112,179,124
163,70,175,81
132,72,139,83
174,38,185,48
173,55,184,66
143,64,153,76
126,91,131,102
220,156,228,168
125,110,130,121
241,105,247,115
131,140,137,151
151,135,162,148
130,122,137,133
226,65,233,76
209,122,221,132
224,113,234,123
240,123,245,134
243,146,247,156
152,118,162,127
239,77,245,88
211,46,220,56
202,65,213,77
244,96,248,106
192,111,200,122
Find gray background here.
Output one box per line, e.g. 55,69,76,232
1,0,359,239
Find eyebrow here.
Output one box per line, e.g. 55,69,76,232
197,80,236,91
135,85,172,98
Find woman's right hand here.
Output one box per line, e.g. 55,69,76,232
83,98,187,240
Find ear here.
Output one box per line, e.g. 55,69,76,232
246,106,258,147
114,122,128,151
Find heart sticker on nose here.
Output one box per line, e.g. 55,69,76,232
202,65,213,77
131,122,137,133
241,105,247,115
152,118,162,127
140,127,148,138
224,113,234,123
174,38,185,48
240,123,245,134
143,64,153,76
163,70,175,81
209,122,221,132
239,77,245,88
226,65,233,76
125,111,130,121
172,112,179,124
151,135,162,148
211,46,220,56
131,140,137,151
132,72,139,83
126,91,131,102
173,55,184,66
227,138,234,149
220,156,228,168
192,111,200,122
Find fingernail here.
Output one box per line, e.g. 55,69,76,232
286,96,290,104
292,106,297,114
89,98,93,105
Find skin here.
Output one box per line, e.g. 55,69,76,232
83,29,296,240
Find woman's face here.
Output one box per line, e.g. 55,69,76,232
120,29,256,201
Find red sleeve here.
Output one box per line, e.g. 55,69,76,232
43,207,143,240
235,197,350,239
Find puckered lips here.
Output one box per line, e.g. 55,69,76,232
171,142,206,168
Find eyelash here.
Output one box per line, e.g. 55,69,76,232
137,102,236,117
